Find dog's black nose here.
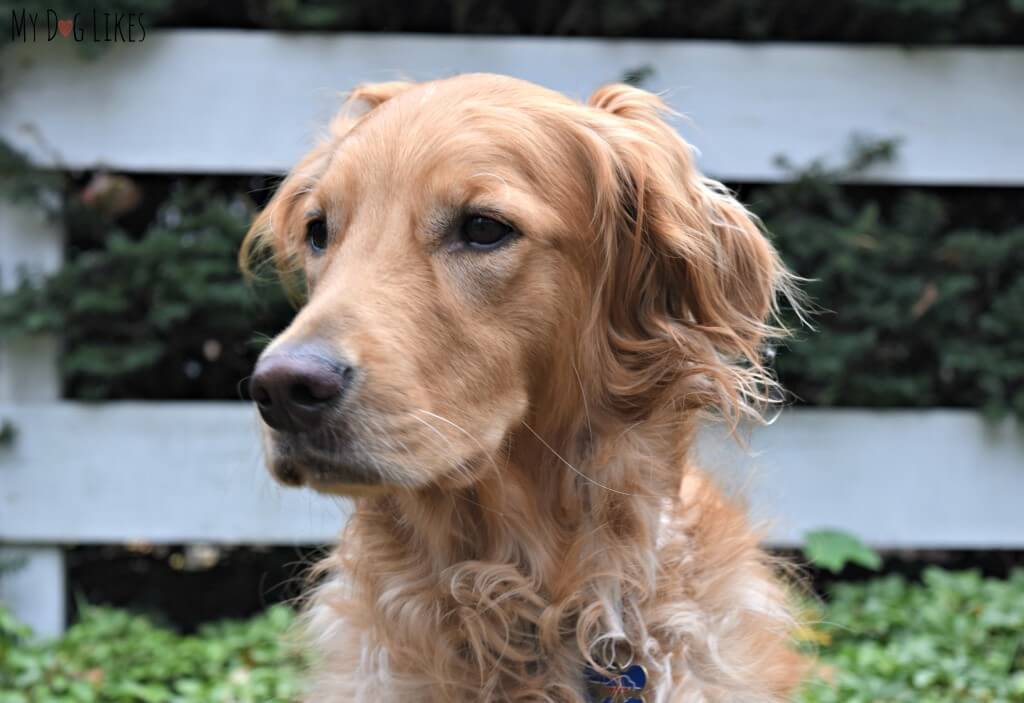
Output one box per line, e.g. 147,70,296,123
249,345,352,432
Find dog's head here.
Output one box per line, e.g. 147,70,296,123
242,74,792,495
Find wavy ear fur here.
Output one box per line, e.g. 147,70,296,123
586,84,796,424
239,81,415,295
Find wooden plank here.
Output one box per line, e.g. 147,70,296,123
1,32,1022,184
697,410,1024,549
0,403,348,545
0,546,65,638
0,203,66,636
0,204,63,401
0,403,1021,548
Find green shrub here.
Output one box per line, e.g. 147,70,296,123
754,145,1024,418
2,569,1022,701
1,141,1022,415
799,569,1024,703
0,604,306,702
0,164,292,399
6,0,1020,44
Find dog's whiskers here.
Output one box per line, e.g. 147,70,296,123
409,413,476,484
572,360,594,450
413,409,498,472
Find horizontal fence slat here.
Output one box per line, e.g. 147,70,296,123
1,403,1020,548
697,411,1024,549
0,403,347,545
1,31,1022,185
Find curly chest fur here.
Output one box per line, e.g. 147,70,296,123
302,473,803,703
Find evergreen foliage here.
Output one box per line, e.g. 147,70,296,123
1,142,1021,415
0,158,291,399
753,146,1024,418
4,0,1023,43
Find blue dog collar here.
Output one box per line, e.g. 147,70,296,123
584,663,648,703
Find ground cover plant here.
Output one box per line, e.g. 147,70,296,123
3,568,1023,702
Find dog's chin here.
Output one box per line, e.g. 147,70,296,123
263,427,499,497
305,479,395,498
268,453,396,497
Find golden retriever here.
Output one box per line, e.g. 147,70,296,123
242,73,804,702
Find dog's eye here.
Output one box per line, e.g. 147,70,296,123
460,215,515,250
306,218,328,253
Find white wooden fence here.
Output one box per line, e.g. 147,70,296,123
3,32,1024,182
2,31,1023,637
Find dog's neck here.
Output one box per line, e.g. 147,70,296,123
382,411,687,574
340,412,692,696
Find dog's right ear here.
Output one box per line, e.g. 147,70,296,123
583,84,797,424
239,81,414,293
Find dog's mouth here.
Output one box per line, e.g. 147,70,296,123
266,431,396,496
272,454,376,490
260,407,506,496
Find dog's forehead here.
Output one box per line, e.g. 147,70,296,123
311,86,552,203
323,77,579,193
350,74,574,147
399,73,570,111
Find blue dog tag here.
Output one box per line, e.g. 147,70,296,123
584,663,648,703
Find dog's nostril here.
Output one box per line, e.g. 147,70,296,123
289,381,327,406
250,347,353,432
288,363,351,406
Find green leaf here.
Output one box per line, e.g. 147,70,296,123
804,528,882,573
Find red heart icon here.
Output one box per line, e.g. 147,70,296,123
58,19,72,37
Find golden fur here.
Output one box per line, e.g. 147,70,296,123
242,73,804,702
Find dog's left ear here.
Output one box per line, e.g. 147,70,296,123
586,84,795,420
